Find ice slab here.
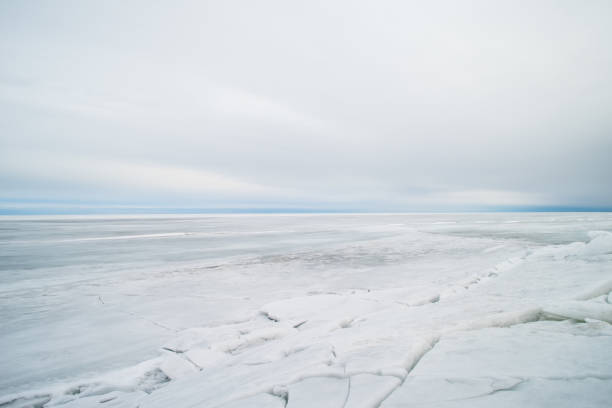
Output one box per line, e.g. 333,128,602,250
381,320,612,407
286,376,348,408
344,374,401,408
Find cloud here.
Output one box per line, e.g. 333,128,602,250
1,1,611,211
0,150,280,200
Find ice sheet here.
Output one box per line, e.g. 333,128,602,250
1,213,611,407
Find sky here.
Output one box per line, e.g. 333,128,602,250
1,0,611,213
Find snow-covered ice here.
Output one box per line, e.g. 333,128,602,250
1,213,611,407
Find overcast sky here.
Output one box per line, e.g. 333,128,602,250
1,0,611,213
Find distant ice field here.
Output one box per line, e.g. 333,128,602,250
1,213,612,407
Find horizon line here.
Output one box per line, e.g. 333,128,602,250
1,206,612,216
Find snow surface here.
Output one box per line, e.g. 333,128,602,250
1,213,612,407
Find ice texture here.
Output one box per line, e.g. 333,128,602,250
1,213,611,407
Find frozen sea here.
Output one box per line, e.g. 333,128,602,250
1,213,612,407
